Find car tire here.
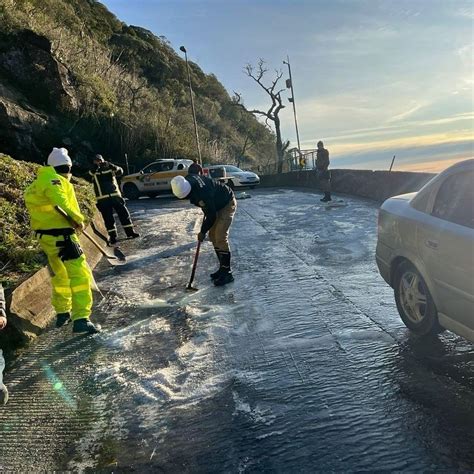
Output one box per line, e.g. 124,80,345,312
393,261,443,336
146,192,158,199
227,179,235,189
123,183,140,200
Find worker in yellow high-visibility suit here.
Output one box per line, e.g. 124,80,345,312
24,147,99,334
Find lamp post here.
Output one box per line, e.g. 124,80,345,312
180,46,202,165
283,55,302,168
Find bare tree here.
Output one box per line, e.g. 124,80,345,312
234,59,286,173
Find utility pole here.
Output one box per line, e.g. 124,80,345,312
124,153,129,175
283,55,302,165
180,46,202,166
389,155,396,172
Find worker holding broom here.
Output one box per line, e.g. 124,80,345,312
24,147,99,334
171,174,237,286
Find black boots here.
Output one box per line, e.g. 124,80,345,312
125,229,140,239
109,228,140,245
73,318,100,334
56,312,71,328
213,251,234,287
320,192,332,202
210,248,223,280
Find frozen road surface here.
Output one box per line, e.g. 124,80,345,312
1,189,473,472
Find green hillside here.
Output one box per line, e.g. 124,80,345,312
0,0,275,170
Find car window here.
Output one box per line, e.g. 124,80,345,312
142,163,160,174
143,162,174,173
224,166,242,172
161,162,174,171
432,171,474,229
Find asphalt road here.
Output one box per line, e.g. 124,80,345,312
1,188,473,472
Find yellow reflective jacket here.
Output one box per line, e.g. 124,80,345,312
24,166,84,230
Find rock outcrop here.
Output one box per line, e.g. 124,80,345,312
0,29,78,113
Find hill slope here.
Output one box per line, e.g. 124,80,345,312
0,0,275,170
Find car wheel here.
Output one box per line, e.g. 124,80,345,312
227,179,235,189
394,261,443,336
123,183,140,200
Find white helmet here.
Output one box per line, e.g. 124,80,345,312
171,175,191,199
47,147,72,167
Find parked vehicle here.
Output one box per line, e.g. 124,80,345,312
376,159,474,341
121,159,193,199
207,165,260,189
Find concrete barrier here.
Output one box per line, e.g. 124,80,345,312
260,169,436,202
7,217,107,340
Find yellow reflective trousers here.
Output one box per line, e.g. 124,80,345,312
39,233,93,320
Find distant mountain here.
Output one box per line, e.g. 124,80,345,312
0,0,275,170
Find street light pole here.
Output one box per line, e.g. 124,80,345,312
283,55,302,167
180,45,202,165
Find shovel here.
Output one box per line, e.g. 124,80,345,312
54,206,126,265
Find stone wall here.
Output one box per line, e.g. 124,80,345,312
260,169,436,202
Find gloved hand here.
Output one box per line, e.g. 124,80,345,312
73,221,84,232
197,232,205,242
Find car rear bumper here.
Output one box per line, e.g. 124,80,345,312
236,179,260,187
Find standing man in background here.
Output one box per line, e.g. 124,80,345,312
188,157,203,175
24,147,99,334
316,140,331,202
89,154,139,245
0,283,8,405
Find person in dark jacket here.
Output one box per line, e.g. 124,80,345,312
171,174,237,286
188,158,203,175
316,140,331,202
89,154,139,244
0,284,9,405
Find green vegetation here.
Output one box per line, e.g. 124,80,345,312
0,0,277,171
0,154,95,288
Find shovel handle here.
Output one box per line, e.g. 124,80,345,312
187,240,201,288
54,206,118,260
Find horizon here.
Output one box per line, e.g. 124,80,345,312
101,0,473,173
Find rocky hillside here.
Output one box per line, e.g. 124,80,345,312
0,0,275,170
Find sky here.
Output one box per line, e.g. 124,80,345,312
101,0,473,171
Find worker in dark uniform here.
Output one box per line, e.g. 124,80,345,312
171,174,237,286
0,283,8,405
316,140,331,202
188,158,203,175
89,154,139,244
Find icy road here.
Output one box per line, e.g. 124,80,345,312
1,189,474,472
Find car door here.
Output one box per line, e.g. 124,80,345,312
150,161,175,190
417,170,474,332
140,163,163,192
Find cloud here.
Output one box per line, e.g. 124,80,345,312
455,6,474,20
456,43,474,65
387,103,428,123
331,130,473,156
